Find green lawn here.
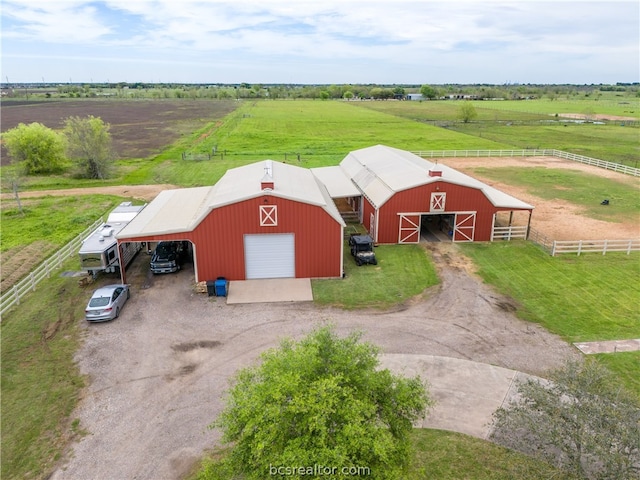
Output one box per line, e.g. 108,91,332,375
460,241,640,398
461,242,640,343
312,243,439,309
136,100,513,186
1,195,124,252
191,429,575,480
1,259,88,480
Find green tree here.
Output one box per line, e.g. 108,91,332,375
343,91,354,100
420,84,438,99
64,115,115,179
457,101,478,123
2,122,66,175
210,326,432,479
490,359,640,480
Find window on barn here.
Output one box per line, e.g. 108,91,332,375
430,192,446,212
260,205,278,226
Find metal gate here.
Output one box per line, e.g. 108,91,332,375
244,234,295,279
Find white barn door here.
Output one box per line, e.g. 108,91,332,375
244,234,295,279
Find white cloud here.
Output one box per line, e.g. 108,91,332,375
1,0,638,83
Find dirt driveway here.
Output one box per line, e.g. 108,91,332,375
50,244,577,480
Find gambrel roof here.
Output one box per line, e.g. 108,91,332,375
117,160,344,239
340,145,533,210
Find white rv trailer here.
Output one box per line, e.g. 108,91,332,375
78,202,145,275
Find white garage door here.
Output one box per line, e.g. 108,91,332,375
244,234,295,279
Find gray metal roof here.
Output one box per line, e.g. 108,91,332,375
310,166,361,198
117,161,344,240
341,145,534,210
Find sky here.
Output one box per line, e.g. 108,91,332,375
1,0,638,85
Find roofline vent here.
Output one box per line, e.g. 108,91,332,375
261,160,274,190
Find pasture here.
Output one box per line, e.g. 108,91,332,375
354,96,640,166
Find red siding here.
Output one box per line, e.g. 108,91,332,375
376,182,513,243
120,196,343,281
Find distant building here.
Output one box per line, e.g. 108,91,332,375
406,93,424,101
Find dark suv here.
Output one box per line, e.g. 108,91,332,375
150,241,184,274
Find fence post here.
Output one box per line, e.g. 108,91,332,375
577,240,583,256
602,239,607,255
30,272,36,291
628,240,632,255
551,241,557,256
13,285,20,306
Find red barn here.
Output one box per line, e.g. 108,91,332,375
322,145,533,244
116,160,345,282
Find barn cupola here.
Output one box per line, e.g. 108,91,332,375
428,162,443,177
261,160,274,190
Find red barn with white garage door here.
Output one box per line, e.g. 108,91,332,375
335,145,534,244
116,160,345,282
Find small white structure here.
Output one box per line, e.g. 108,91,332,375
78,202,145,275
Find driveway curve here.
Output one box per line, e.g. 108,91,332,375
50,244,578,480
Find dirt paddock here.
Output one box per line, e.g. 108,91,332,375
437,156,639,241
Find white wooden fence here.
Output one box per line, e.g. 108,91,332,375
551,239,640,256
0,217,103,318
491,225,528,241
411,149,639,176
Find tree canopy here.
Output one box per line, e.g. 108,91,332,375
457,101,478,123
210,326,432,479
2,122,66,175
490,359,640,480
64,115,115,179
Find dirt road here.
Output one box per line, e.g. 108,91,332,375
50,244,578,480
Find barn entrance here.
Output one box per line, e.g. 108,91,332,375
420,214,454,242
398,212,477,243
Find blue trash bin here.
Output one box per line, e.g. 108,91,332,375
214,277,228,297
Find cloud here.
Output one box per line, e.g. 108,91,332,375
1,0,638,83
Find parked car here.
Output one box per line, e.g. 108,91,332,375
85,284,130,322
150,241,185,274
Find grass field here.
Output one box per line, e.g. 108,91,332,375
312,243,439,309
1,258,88,480
351,97,640,166
152,100,512,186
460,241,640,397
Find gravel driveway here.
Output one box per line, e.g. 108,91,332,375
50,244,577,480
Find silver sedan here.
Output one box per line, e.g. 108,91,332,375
85,284,130,322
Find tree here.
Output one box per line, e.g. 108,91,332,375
457,101,478,123
420,84,438,100
2,122,66,175
211,326,432,479
64,115,115,179
490,359,640,480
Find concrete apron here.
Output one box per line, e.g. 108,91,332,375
379,354,533,440
226,278,314,304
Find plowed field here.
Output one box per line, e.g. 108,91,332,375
1,99,238,164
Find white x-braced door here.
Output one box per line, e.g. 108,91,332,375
453,212,476,242
398,214,421,243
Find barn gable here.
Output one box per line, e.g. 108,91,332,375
337,145,533,244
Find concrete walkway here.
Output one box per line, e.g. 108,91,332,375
573,338,640,354
380,354,533,440
226,278,314,304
